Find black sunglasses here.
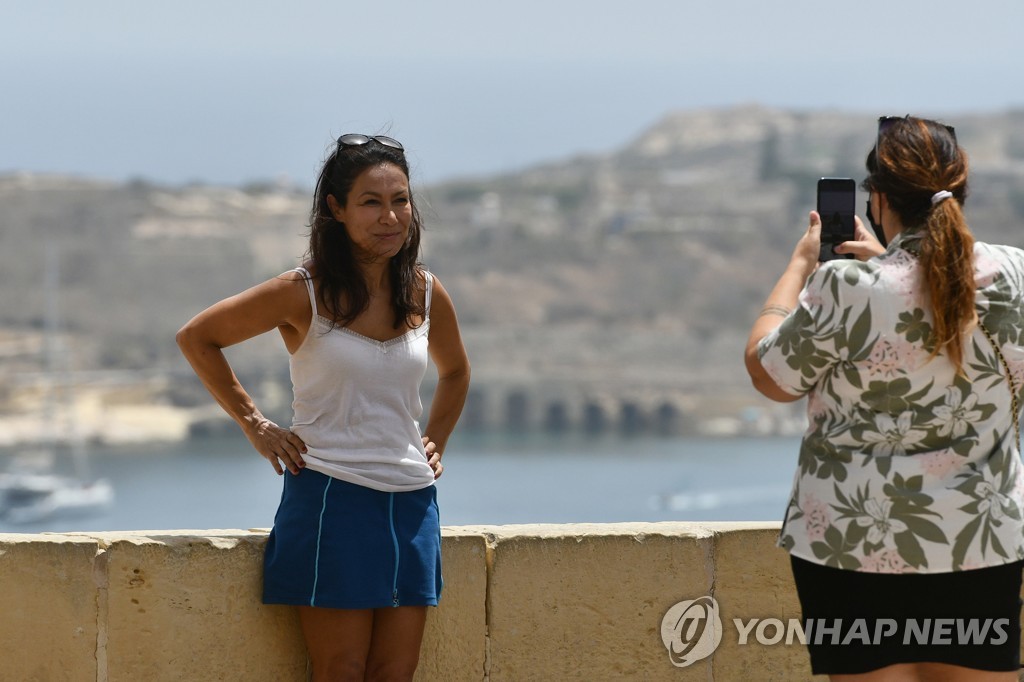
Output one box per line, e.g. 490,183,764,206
876,115,956,155
337,134,404,152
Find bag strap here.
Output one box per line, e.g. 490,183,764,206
978,321,1020,446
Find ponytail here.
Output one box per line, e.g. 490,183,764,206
866,117,973,372
918,196,975,371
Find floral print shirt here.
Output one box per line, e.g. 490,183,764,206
758,231,1024,573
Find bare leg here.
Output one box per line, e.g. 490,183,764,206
831,663,1019,682
365,606,428,682
914,663,1018,682
830,664,917,682
298,606,373,682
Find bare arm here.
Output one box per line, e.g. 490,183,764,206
744,211,820,403
176,271,310,475
421,276,471,479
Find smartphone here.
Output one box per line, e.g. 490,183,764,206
817,178,856,262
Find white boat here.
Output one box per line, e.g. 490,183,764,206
0,471,114,524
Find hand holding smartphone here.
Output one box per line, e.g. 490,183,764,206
817,178,856,262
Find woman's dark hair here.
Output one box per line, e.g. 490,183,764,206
862,117,972,370
306,138,424,330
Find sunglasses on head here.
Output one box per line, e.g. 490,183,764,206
337,134,404,152
875,115,956,155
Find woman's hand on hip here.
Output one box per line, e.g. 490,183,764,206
422,435,443,479
247,418,307,476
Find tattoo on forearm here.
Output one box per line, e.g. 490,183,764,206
758,304,793,318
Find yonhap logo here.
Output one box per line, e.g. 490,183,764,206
660,596,723,667
658,595,1011,668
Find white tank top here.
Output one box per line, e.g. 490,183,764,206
288,267,435,492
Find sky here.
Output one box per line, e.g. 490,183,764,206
2,1,1023,188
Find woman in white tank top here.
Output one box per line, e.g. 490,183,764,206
177,133,470,681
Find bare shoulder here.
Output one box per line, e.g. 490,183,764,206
415,267,430,306
279,262,316,283
427,272,453,299
178,266,314,348
426,272,459,319
278,269,304,283
227,267,312,325
262,267,310,297
299,260,318,276
258,268,315,341
423,272,467,368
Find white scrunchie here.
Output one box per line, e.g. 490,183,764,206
931,190,954,205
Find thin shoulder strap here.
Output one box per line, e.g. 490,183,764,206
424,271,434,316
292,267,317,317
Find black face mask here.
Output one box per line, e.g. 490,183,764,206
865,197,887,247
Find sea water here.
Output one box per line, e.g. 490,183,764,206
0,432,801,533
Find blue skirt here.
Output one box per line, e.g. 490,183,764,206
262,468,442,609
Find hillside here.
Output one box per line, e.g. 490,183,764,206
3,105,1024,436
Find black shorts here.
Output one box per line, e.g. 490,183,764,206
790,555,1023,674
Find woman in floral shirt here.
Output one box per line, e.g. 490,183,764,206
745,116,1024,679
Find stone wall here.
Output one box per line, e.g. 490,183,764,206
4,521,971,681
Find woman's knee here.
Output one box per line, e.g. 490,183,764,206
311,654,366,682
364,656,419,682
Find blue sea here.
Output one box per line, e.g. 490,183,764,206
0,432,800,534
